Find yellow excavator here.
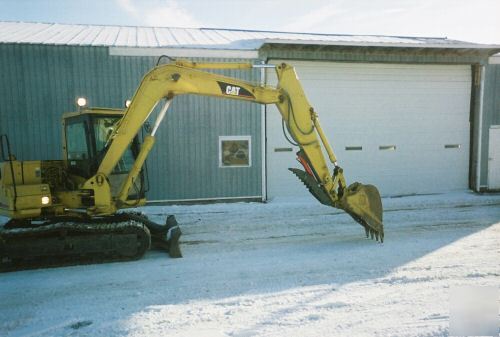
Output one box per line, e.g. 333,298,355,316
0,59,383,271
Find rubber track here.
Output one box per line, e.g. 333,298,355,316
0,218,151,272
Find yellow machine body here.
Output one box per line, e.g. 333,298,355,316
0,108,146,221
0,160,51,218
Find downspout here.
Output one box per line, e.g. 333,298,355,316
476,65,486,191
260,59,267,201
256,58,276,202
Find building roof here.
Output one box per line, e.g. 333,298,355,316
490,53,500,64
1,21,498,52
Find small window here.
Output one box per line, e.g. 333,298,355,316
345,146,362,151
445,144,461,149
219,136,251,168
66,122,89,160
274,147,293,152
379,145,397,151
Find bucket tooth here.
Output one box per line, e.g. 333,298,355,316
339,182,384,242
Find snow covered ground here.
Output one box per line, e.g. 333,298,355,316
1,191,499,337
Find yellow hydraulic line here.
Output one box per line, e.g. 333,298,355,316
117,99,170,204
117,135,155,204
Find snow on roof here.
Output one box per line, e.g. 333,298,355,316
1,21,498,51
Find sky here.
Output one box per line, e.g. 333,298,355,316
1,0,499,44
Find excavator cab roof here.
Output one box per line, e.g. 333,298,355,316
63,107,125,120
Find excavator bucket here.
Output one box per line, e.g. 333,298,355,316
338,182,384,242
290,168,384,242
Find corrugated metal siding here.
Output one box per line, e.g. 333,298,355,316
149,61,262,200
151,96,261,200
486,64,500,125
0,44,262,200
481,64,500,186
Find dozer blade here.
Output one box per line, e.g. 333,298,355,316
338,182,384,242
289,168,384,242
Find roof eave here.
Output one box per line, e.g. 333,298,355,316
261,39,500,55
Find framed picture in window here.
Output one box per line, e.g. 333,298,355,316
219,136,251,168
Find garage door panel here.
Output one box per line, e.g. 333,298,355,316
326,118,468,131
318,127,469,146
300,78,469,88
266,61,471,197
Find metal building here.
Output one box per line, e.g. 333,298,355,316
0,21,499,203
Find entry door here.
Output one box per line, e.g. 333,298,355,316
488,126,500,189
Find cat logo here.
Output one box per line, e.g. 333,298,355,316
217,81,255,99
225,85,241,96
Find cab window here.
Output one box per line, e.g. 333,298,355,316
66,122,89,160
92,117,135,174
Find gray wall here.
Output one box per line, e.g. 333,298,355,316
481,63,500,188
0,44,262,201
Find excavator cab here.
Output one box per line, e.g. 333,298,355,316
62,109,147,201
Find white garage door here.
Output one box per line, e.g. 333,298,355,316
266,61,471,198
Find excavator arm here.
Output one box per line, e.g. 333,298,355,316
82,60,384,241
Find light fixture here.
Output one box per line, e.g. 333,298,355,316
125,99,132,108
76,97,87,107
41,196,50,205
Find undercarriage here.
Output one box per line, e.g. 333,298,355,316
0,213,182,272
